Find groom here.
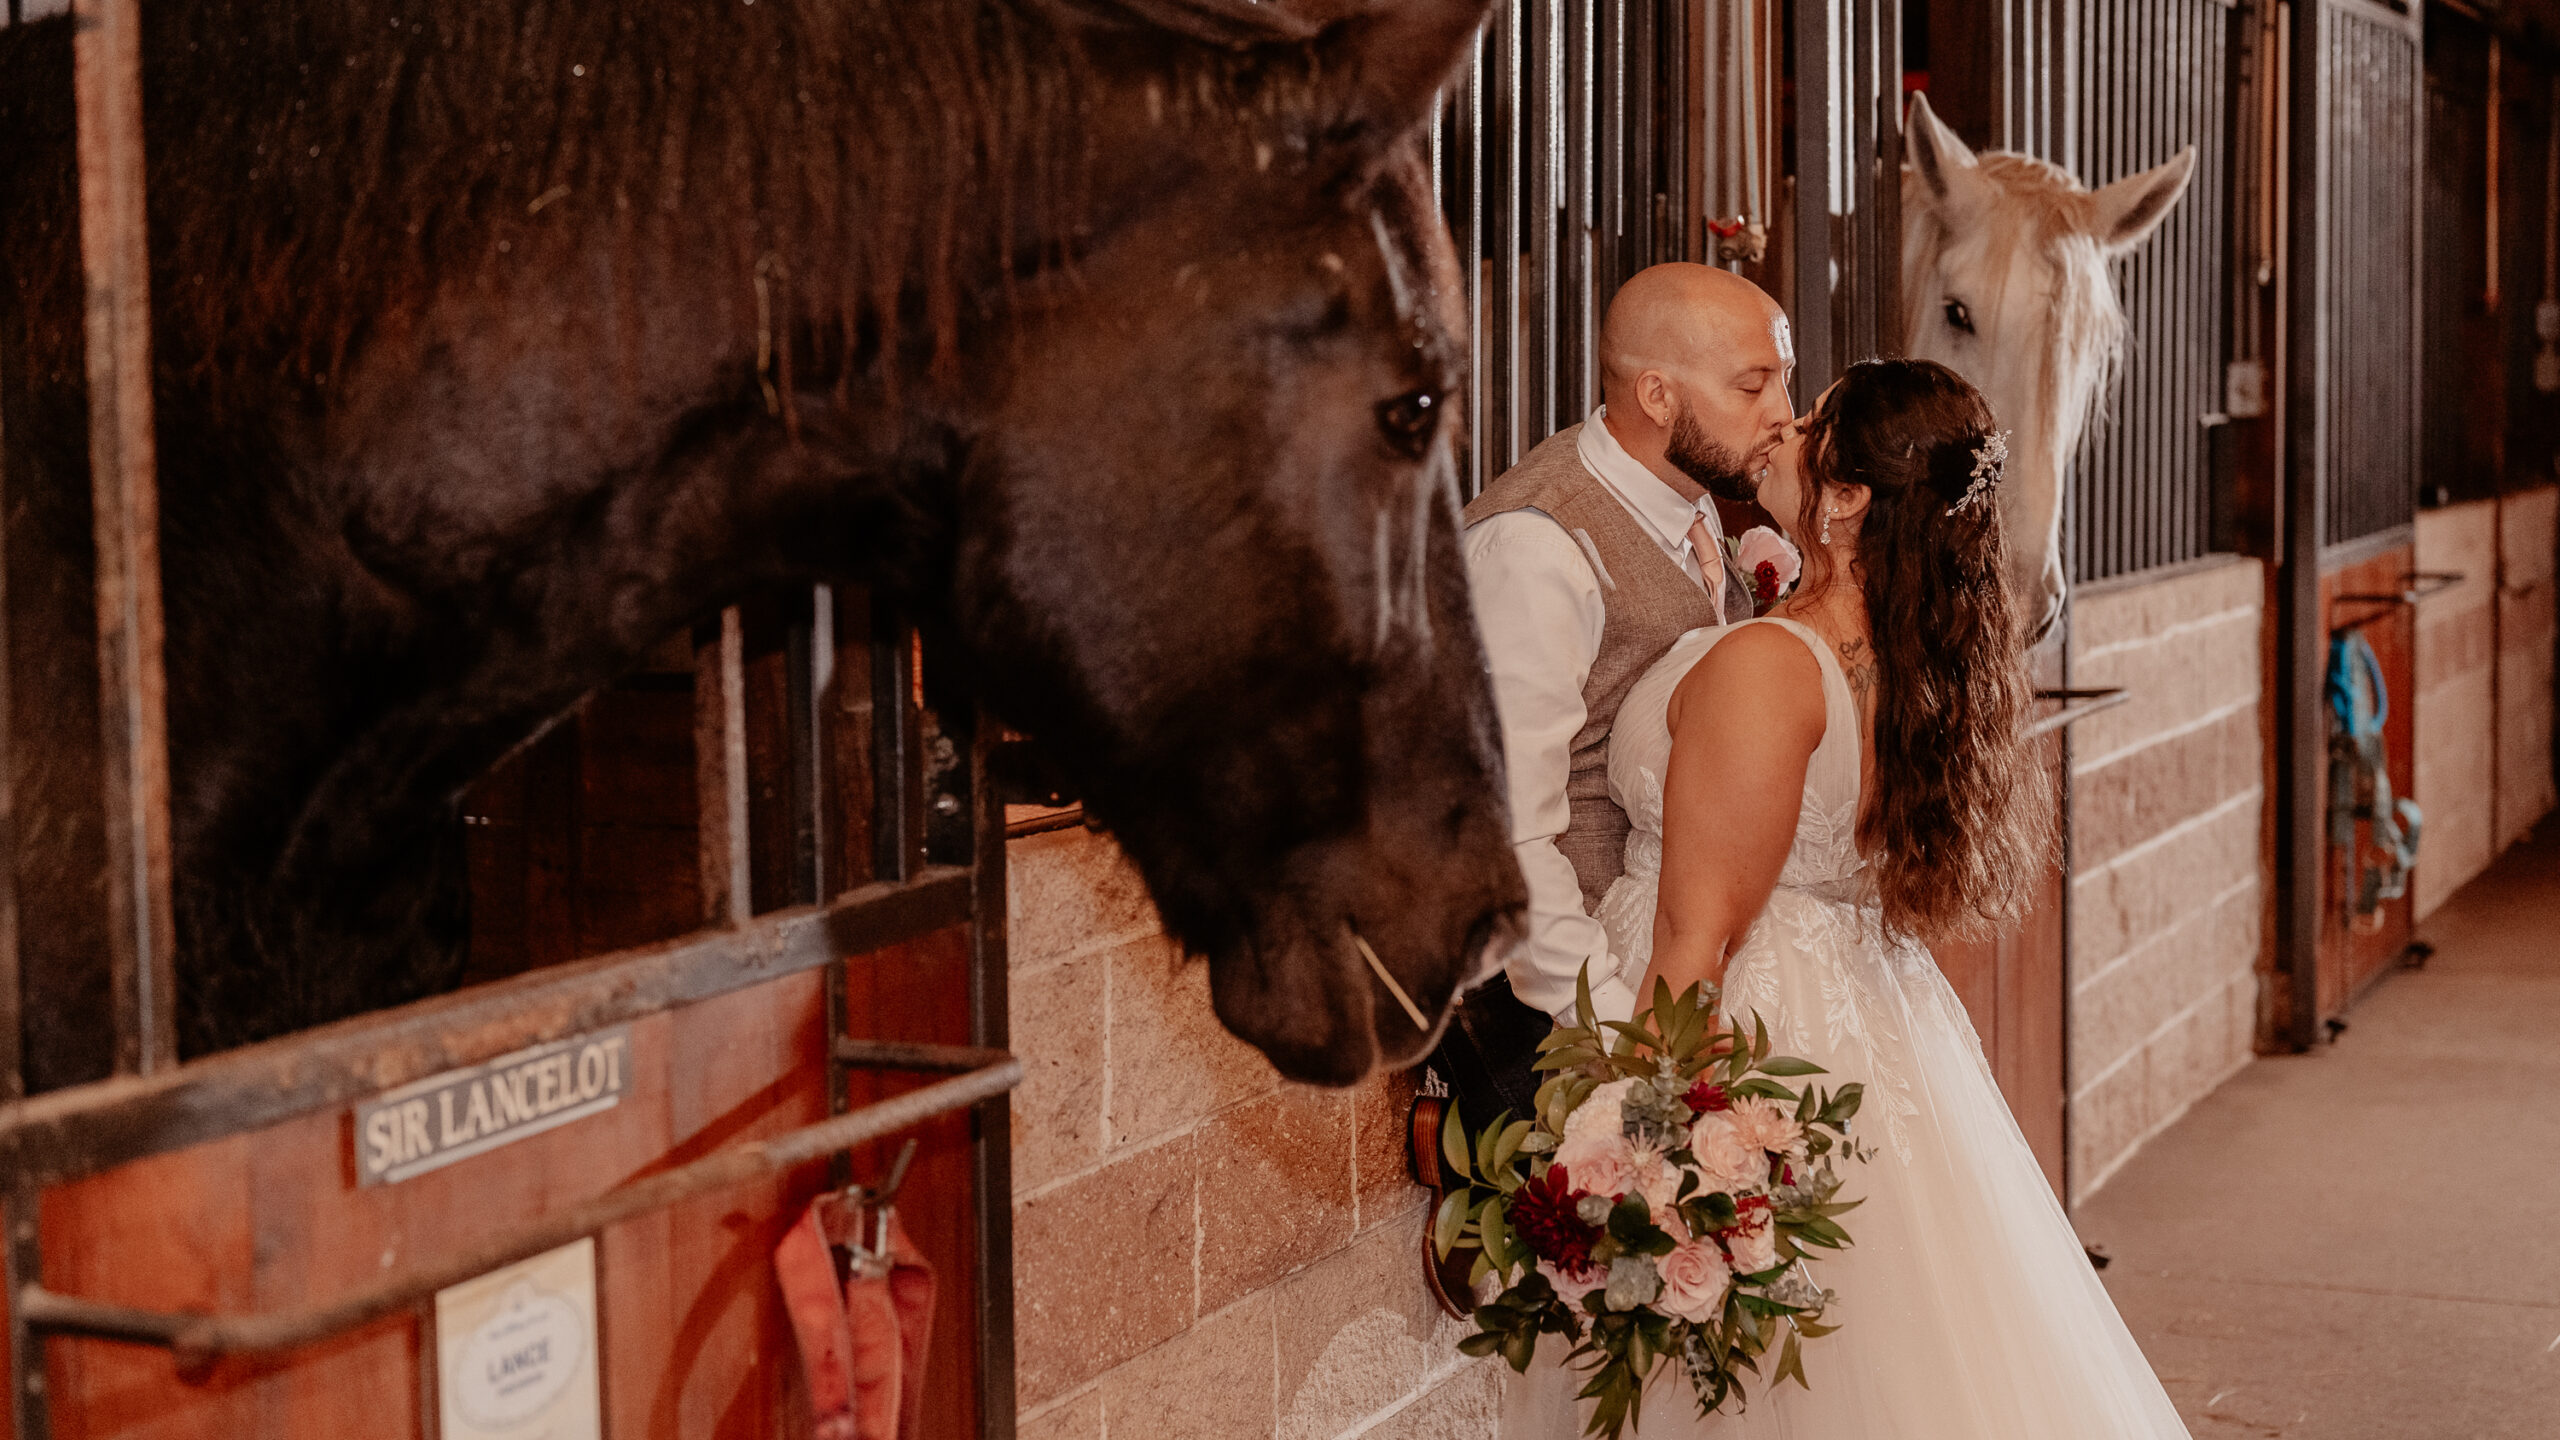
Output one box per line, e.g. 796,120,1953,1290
1417,265,1794,1303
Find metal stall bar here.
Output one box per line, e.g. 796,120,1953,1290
73,0,177,1080
2275,0,2331,1052
1564,0,1595,422
1793,0,1837,392
964,707,1015,1439
17,1050,1022,1365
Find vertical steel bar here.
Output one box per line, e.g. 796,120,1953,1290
1461,29,1488,497
693,608,752,928
1629,0,1656,277
1494,0,1521,470
2275,0,2325,1049
870,610,925,886
1526,0,1556,437
1793,0,1836,392
1600,0,1626,305
9,1182,45,1440
966,706,1014,1440
74,0,178,1077
1566,0,1596,415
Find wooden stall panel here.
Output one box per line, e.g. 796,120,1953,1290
2316,543,2419,1019
18,971,832,1440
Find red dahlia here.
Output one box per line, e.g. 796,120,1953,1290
1685,1078,1732,1113
1754,560,1782,604
1511,1164,1601,1281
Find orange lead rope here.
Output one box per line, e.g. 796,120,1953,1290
776,1195,938,1439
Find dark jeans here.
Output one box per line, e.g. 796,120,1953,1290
1423,973,1554,1138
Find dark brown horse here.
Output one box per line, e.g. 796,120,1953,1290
0,0,1520,1091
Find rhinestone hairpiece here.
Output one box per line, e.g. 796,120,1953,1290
1946,430,2009,516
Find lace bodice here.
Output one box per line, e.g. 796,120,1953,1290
1603,617,1866,897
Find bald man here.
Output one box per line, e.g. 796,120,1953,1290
1429,265,1794,1132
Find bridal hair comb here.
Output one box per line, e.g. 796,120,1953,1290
1946,430,2008,516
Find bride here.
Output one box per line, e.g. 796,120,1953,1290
1501,358,2189,1438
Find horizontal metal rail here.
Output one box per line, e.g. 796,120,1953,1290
2027,686,2133,739
19,1051,1019,1366
0,866,973,1189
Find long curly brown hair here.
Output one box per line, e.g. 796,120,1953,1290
1794,359,2056,941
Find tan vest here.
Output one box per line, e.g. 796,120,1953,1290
1464,425,1737,908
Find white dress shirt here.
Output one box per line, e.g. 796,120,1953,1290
1463,407,1730,1027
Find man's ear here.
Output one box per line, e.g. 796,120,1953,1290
1634,370,1680,430
1308,0,1495,144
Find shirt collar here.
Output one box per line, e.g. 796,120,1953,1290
1576,405,1723,554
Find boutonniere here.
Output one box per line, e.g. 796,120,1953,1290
1726,527,1802,606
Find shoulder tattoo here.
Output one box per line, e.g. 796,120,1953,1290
1835,637,1878,706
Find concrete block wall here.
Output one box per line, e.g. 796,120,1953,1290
2413,488,2557,918
2495,487,2556,851
2415,501,2502,916
2063,557,2266,1202
1007,826,1499,1440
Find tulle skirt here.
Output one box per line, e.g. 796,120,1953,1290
1500,886,2191,1440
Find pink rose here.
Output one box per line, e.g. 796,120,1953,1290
1686,1112,1769,1196
1551,1129,1635,1199
1734,527,1801,603
1654,1238,1733,1323
1538,1257,1603,1305
1727,1097,1804,1158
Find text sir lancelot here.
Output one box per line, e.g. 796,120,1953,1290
355,1027,635,1186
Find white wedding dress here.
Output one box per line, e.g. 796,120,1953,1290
1500,618,2189,1439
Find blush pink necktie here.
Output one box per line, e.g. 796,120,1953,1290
1686,513,1728,624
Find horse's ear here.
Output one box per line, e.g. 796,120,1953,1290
1903,91,1980,206
1309,0,1495,145
2089,146,2195,254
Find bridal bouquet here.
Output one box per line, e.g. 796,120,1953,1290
1435,970,1868,1437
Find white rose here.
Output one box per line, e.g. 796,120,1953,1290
1562,1079,1635,1145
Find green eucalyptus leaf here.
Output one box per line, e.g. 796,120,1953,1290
1441,1103,1474,1182
1476,1109,1513,1179
1756,1056,1828,1077
1432,1188,1471,1259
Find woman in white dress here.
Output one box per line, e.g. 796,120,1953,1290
1502,358,2189,1438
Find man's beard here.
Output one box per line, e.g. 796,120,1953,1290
1666,404,1758,503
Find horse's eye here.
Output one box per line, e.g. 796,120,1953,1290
1376,390,1441,456
1943,297,1976,335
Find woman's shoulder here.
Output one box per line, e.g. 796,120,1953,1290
1667,620,1827,739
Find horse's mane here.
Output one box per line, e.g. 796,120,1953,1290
1,0,1328,403
1902,150,2128,443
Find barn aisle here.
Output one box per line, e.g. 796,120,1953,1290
2076,817,2560,1439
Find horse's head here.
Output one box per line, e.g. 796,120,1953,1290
950,0,1519,1085
1900,91,2192,643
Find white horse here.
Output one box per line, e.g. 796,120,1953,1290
1900,91,2195,644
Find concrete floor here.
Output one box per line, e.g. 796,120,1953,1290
2078,817,2560,1440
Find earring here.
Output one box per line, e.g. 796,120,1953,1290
1820,510,1833,545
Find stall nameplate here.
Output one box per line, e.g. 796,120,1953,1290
436,1237,601,1440
355,1026,633,1186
